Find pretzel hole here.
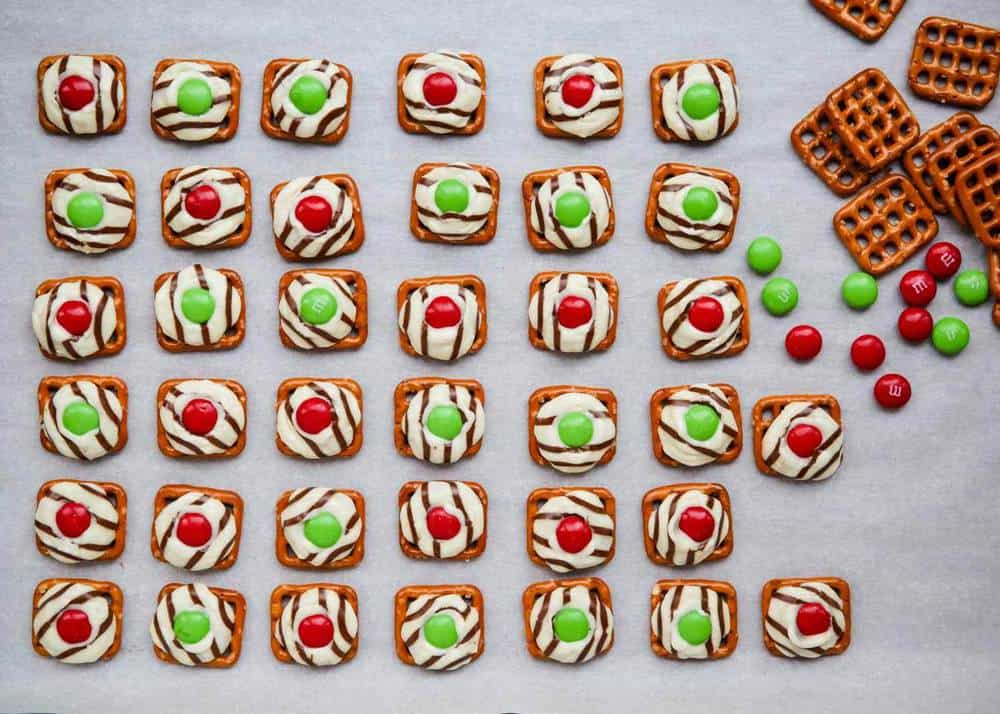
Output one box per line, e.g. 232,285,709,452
760,407,774,422
980,62,992,75
872,224,885,238
915,219,928,233
857,129,870,142
963,35,978,49
935,75,948,88
869,251,883,264
927,27,940,42
973,83,985,96
890,183,904,198
839,172,856,185
959,56,972,72
941,52,954,68
911,154,925,168
946,30,958,44
859,207,871,220
841,217,857,231
849,7,862,19
825,157,840,171
903,200,916,214
878,0,890,12
874,193,887,207
855,236,869,250
801,128,816,143
884,242,898,256
887,212,900,226
985,40,996,53
865,17,877,29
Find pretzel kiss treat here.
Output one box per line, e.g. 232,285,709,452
650,384,742,468
160,166,251,249
35,479,127,564
523,577,614,665
150,59,240,142
276,488,365,569
650,579,738,660
397,275,486,362
528,271,618,353
151,485,243,572
529,386,617,474
398,480,487,561
534,54,624,139
643,484,733,567
156,379,246,459
32,578,123,664
33,277,125,361
650,59,739,142
153,264,245,352
527,487,615,573
753,395,843,482
762,577,851,659
45,168,136,254
150,583,246,667
261,58,353,143
275,379,363,460
659,277,750,360
38,375,127,461
646,163,740,252
395,584,484,671
410,162,500,245
271,174,365,261
279,270,368,351
271,584,359,667
523,166,614,252
394,378,485,465
397,51,485,135
37,54,126,135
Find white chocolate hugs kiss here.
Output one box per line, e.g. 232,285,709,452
660,62,739,142
154,264,242,348
651,583,733,659
398,283,481,361
42,380,124,461
532,491,614,573
41,55,124,135
647,489,730,566
533,392,616,474
151,61,233,141
279,488,363,566
400,592,482,671
164,167,247,247
33,280,119,360
761,402,843,481
530,171,612,250
542,54,622,138
159,380,245,457
154,491,238,571
528,584,613,664
414,164,494,240
150,583,237,666
276,382,361,459
529,273,615,353
269,59,349,140
401,383,484,465
399,481,485,559
35,481,120,564
279,273,360,350
656,172,735,250
402,51,483,134
656,384,739,467
661,279,744,358
765,581,847,658
273,176,357,259
51,170,134,254
276,587,358,667
34,582,117,664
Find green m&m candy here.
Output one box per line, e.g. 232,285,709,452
288,75,327,115
682,187,718,221
841,272,878,310
181,288,215,324
746,236,782,275
684,404,720,441
303,511,342,548
422,613,459,649
682,83,720,120
434,179,470,214
558,411,593,448
932,317,970,356
677,610,711,646
177,77,214,116
172,609,211,644
62,401,99,436
761,277,799,316
554,191,590,228
67,192,104,229
552,607,590,643
426,405,463,441
299,287,337,325
953,270,989,307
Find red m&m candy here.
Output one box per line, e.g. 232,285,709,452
924,241,962,280
298,614,334,648
295,195,332,233
555,515,592,553
422,71,457,106
796,603,831,636
56,300,92,336
182,398,218,436
786,423,823,457
557,295,592,328
561,74,596,108
425,296,462,329
687,296,724,332
56,502,91,538
874,373,911,409
175,512,213,547
678,506,715,542
296,397,332,435
426,506,461,540
58,75,95,111
56,609,92,644
850,334,885,371
898,307,933,342
184,185,221,220
785,324,822,361
899,270,936,307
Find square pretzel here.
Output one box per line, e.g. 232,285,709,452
37,54,127,135
902,112,981,213
392,377,485,460
396,275,486,359
908,17,1000,109
752,394,841,477
534,55,623,139
151,484,244,570
32,578,123,662
809,0,906,42
924,125,999,228
44,168,136,253
790,103,875,197
156,378,247,458
153,268,246,352
37,375,128,457
270,583,360,664
956,153,1000,248
275,488,365,569
150,58,241,142
35,479,127,563
526,486,616,570
160,167,252,249
528,385,617,469
522,166,615,252
658,276,749,360
152,583,246,667
522,577,613,661
824,68,920,171
269,174,365,261
394,584,485,666
988,249,1000,298
528,271,619,352
642,484,733,566
275,378,364,460
649,384,742,467
260,58,353,143
650,579,738,660
410,162,500,245
645,163,740,251
761,577,852,658
397,480,488,561
832,174,939,275
278,270,368,351
34,276,126,361
396,52,486,136
650,59,738,142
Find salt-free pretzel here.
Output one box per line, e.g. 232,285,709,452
32,578,124,663
396,52,486,136
270,174,365,261
528,385,617,472
44,168,136,254
809,0,906,42
645,163,740,251
260,58,353,143
650,579,738,660
396,275,487,360
394,584,485,670
649,384,742,467
275,378,364,460
151,484,244,571
752,394,842,479
397,480,488,561
393,377,485,462
150,58,241,142
908,17,1000,109
410,162,500,245
38,375,128,460
649,59,738,142
275,488,365,569
278,270,368,351
528,271,619,353
761,576,852,658
832,174,938,275
824,68,921,171
522,576,614,663
902,112,980,213
924,125,999,228
155,379,247,459
526,486,616,572
270,583,360,666
160,166,252,249
153,267,246,352
37,54,127,135
956,153,1000,248
33,276,126,361
642,484,733,566
790,103,875,197
522,166,615,252
151,583,246,668
534,55,624,139
658,276,750,360
35,479,128,563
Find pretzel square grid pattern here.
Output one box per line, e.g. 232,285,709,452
394,584,484,666
534,55,624,140
902,111,980,213
907,16,1000,109
526,486,616,570
528,271,619,352
649,383,743,467
34,275,127,361
924,125,1000,228
648,58,738,143
31,578,124,662
260,59,353,144
37,374,129,457
650,578,739,660
641,483,733,566
34,479,128,563
44,168,137,253
808,0,906,42
160,166,253,249
956,153,1000,248
277,269,368,351
269,174,365,261
269,583,360,664
396,52,486,136
155,378,247,458
274,378,364,460
150,58,241,143
760,576,852,658
752,394,842,477
645,162,741,251
151,583,246,668
657,276,749,360
396,274,487,359
521,166,615,252
153,267,245,352
409,162,500,245
528,385,617,470
150,484,244,570
274,488,365,569
790,103,874,197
